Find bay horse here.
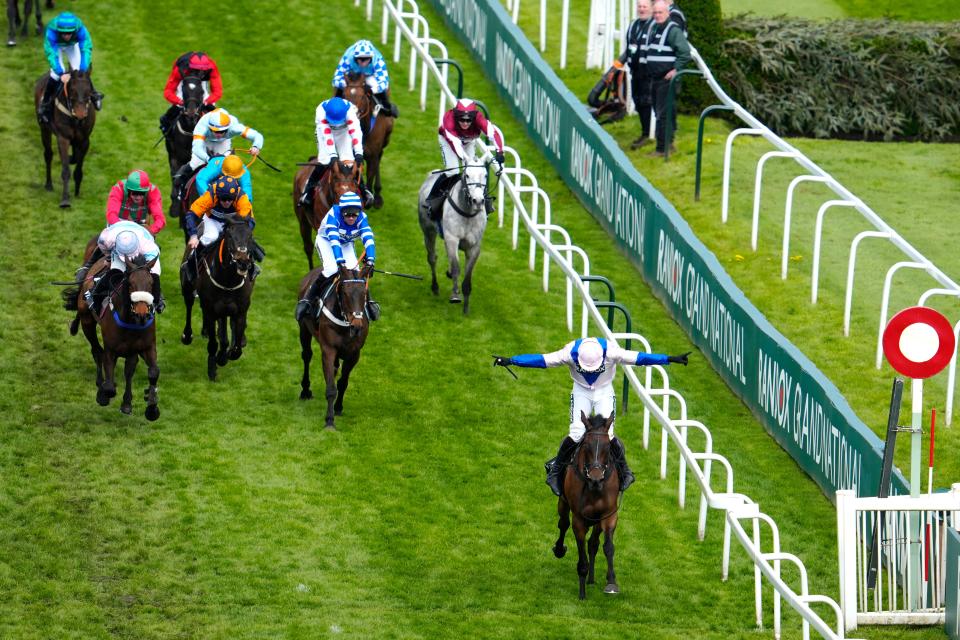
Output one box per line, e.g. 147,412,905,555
292,158,361,270
63,249,161,421
6,0,43,46
298,264,371,430
34,68,95,208
342,73,394,209
553,412,621,599
180,214,255,381
417,153,492,314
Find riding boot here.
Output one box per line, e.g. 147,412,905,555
484,195,496,215
171,163,193,213
75,246,105,283
373,91,399,118
159,104,181,134
85,268,121,315
610,437,635,492
295,274,328,322
545,436,577,497
298,164,326,208
152,274,165,313
359,177,375,208
89,79,104,111
365,296,381,321
38,76,60,124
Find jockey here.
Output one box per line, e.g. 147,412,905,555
183,176,255,286
83,220,163,315
332,39,398,118
38,12,103,124
295,191,379,322
171,107,263,202
299,97,371,209
195,154,253,203
106,170,165,235
438,98,505,170
494,338,691,495
159,51,222,135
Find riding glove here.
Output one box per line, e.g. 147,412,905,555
667,352,691,366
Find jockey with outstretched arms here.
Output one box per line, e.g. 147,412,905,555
195,154,254,203
332,39,398,119
82,221,163,315
426,98,506,214
299,97,371,209
171,107,263,207
159,51,222,135
295,191,380,323
182,175,256,286
37,11,103,124
494,338,691,495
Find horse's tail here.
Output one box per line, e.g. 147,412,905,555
61,286,79,311
69,316,80,336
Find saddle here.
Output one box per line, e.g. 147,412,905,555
424,173,459,222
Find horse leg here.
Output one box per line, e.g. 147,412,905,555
299,323,314,400
80,314,103,389
143,344,160,422
215,317,229,366
602,518,619,594
321,346,338,430
120,354,138,415
460,240,482,315
422,224,439,296
180,271,194,344
587,525,601,584
228,314,243,360
204,313,218,381
40,122,53,191
56,134,71,207
72,137,89,196
98,349,117,406
444,235,462,304
573,517,590,600
298,213,315,271
553,497,570,558
334,353,360,416
6,0,16,44
369,152,383,209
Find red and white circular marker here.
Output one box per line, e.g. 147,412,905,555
882,307,955,379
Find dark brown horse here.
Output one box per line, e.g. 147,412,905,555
180,215,255,381
293,158,361,270
64,250,161,421
298,264,372,430
34,68,95,208
163,75,205,184
342,74,394,209
6,0,43,46
553,412,621,599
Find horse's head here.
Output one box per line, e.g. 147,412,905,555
65,69,93,120
221,214,254,277
336,264,371,334
578,411,615,491
331,159,360,197
343,74,372,119
460,158,490,214
180,74,205,122
124,257,158,324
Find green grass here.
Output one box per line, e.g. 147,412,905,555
0,1,948,638
724,0,960,20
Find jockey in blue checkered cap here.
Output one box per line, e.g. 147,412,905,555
332,39,398,119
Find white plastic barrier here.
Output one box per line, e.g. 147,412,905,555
364,2,861,638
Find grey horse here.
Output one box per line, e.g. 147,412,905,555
417,154,492,315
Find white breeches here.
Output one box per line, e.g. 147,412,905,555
317,132,357,165
50,45,81,78
568,383,616,442
315,238,359,277
111,254,161,275
438,135,480,170
199,218,223,246
190,140,233,169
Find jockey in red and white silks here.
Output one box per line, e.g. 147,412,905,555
437,98,505,169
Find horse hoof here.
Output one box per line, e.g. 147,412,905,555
449,295,462,304
181,334,192,345
207,371,217,382
120,404,132,415
216,353,228,366
334,407,343,416
96,391,110,406
373,195,384,209
59,200,71,209
324,424,337,432
300,389,313,400
145,405,160,422
553,544,567,558
228,348,242,361
45,183,53,192
604,583,620,595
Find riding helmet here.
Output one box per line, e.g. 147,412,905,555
324,98,350,127
221,155,245,179
124,170,151,193
337,191,363,216
453,98,479,123
352,40,376,62
54,12,80,33
114,231,140,258
576,338,605,373
214,176,241,201
207,109,232,132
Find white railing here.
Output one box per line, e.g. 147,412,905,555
367,2,860,638
837,486,960,631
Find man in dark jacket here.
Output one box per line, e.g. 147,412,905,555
645,0,692,157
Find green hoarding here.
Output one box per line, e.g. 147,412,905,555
424,0,908,500
948,528,960,639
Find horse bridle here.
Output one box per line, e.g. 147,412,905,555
201,224,252,291
57,80,92,120
579,431,611,484
446,166,489,219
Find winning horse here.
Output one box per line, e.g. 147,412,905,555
63,247,161,421
417,153,493,314
180,214,255,381
298,265,372,430
34,68,95,208
553,412,621,599
342,74,394,209
293,158,361,270
6,0,43,46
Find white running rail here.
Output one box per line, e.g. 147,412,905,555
365,2,862,638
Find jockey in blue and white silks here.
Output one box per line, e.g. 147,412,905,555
332,39,398,118
496,337,690,495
